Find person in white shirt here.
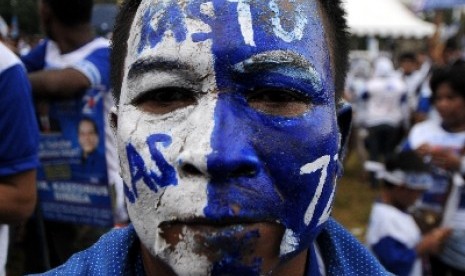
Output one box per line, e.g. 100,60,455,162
366,151,451,276
363,56,409,187
404,63,465,275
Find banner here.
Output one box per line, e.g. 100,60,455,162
36,88,113,227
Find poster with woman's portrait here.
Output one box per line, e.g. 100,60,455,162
36,88,113,227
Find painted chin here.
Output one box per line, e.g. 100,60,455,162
159,221,285,272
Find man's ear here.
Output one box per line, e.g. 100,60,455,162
336,101,352,176
109,105,118,132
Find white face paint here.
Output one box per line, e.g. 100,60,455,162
115,0,342,274
117,0,218,273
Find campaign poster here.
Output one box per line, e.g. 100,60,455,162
36,90,113,227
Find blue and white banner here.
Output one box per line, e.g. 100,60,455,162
36,89,113,227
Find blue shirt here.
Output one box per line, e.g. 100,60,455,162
33,219,390,275
0,42,39,176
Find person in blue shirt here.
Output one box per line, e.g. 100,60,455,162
20,0,127,271
36,0,390,275
0,42,39,276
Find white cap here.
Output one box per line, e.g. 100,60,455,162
364,160,432,190
373,56,395,78
378,169,433,190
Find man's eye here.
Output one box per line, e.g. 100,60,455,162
247,88,311,117
132,88,197,114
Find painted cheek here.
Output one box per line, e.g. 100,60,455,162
203,0,336,251
204,94,284,220
116,104,213,257
205,93,339,254
260,106,339,234
270,114,339,257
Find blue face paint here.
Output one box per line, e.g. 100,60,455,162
122,0,339,273
210,228,262,275
125,134,177,203
201,0,337,258
138,4,187,54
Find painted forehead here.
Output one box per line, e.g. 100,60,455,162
127,0,330,84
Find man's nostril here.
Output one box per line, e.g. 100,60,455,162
181,163,203,176
229,166,257,178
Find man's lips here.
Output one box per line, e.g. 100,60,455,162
159,218,284,245
159,217,281,229
158,218,285,260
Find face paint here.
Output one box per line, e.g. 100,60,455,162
116,0,339,274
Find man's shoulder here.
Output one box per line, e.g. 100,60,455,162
411,119,439,131
0,43,21,72
80,37,111,56
32,225,144,276
317,219,390,275
44,37,110,67
409,119,442,140
371,201,404,218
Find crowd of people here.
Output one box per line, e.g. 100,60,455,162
345,34,465,275
0,0,465,275
1,0,126,275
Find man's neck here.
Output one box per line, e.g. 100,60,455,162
139,242,308,276
442,121,465,133
51,23,95,54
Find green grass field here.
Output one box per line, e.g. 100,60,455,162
332,150,379,242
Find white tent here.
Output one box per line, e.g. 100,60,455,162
343,0,436,38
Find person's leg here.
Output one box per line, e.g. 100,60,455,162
22,206,50,273
43,220,79,268
379,125,399,161
365,125,382,188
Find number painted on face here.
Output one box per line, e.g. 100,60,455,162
269,0,308,43
227,0,255,46
124,133,178,203
137,0,309,53
121,0,336,272
300,154,332,226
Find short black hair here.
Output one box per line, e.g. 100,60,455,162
79,117,99,135
398,52,417,62
430,63,465,102
385,151,430,173
110,0,350,103
43,0,93,27
382,151,431,188
445,37,460,52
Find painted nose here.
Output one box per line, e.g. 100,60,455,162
180,154,260,179
178,93,261,181
207,148,260,180
205,93,261,181
178,140,260,180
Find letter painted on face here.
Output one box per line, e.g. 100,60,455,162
115,0,339,274
124,134,177,203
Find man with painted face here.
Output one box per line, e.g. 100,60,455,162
36,0,389,275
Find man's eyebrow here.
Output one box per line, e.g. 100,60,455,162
127,58,192,80
233,50,322,90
